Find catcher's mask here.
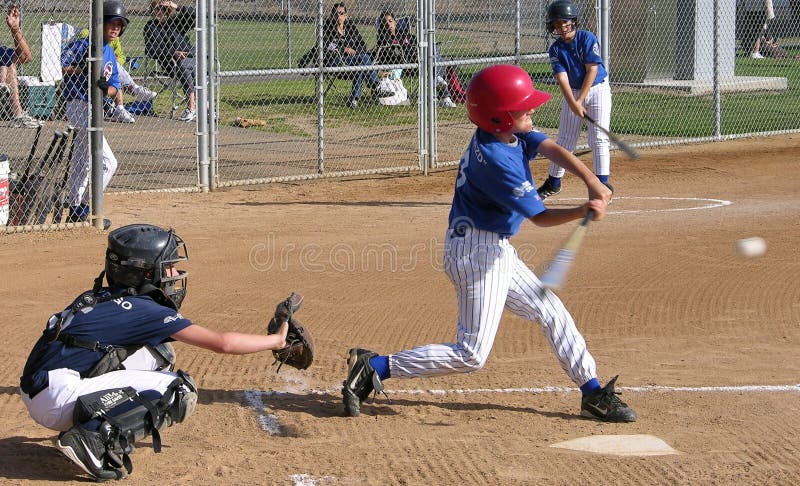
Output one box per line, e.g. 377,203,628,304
546,0,579,35
104,0,130,36
466,64,551,133
105,224,188,309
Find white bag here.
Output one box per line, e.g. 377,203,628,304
41,22,75,83
377,74,409,106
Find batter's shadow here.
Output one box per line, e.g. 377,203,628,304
200,388,574,421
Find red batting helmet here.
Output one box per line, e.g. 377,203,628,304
466,64,551,133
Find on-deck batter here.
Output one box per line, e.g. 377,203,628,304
537,0,613,199
341,64,637,423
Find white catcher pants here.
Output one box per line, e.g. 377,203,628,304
548,79,612,179
389,227,597,387
20,347,178,432
65,99,118,207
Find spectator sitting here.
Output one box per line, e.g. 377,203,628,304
323,2,394,109
374,10,416,66
77,28,158,123
375,10,456,108
0,4,43,128
143,0,196,122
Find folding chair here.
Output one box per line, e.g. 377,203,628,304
127,55,183,119
298,47,352,98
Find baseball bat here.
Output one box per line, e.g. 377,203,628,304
52,127,77,224
34,127,74,224
539,209,595,292
584,114,640,160
10,130,63,225
24,123,44,169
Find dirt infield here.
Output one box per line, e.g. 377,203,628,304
1,135,799,485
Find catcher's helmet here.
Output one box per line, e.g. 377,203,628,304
104,0,130,36
105,224,189,309
466,64,551,133
546,0,579,34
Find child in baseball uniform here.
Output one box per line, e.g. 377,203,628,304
61,0,128,227
342,64,636,423
537,0,613,199
20,223,301,481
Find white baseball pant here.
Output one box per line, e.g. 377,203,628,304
65,99,118,207
21,347,177,432
389,227,597,386
548,79,612,179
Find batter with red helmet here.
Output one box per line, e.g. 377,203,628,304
342,64,636,423
538,0,613,199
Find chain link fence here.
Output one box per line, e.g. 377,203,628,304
2,0,799,232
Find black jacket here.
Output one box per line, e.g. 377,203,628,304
143,6,196,70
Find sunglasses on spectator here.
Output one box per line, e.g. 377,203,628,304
336,10,347,15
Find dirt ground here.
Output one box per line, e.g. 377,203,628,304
1,135,799,485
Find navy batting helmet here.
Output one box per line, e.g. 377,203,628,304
106,224,189,309
104,0,130,36
546,0,579,34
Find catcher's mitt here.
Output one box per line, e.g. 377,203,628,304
268,293,315,372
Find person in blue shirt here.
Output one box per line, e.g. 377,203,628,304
341,64,636,424
537,0,614,199
61,0,128,227
20,223,303,481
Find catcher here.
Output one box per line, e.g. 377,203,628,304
19,223,314,481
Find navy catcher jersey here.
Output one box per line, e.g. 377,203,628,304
549,30,607,89
448,129,548,237
20,289,192,395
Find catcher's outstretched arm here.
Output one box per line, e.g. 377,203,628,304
171,324,288,354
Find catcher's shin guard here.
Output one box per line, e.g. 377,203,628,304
70,372,198,474
342,348,385,417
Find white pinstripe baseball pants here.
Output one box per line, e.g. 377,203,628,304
389,227,597,387
548,79,612,179
66,99,118,207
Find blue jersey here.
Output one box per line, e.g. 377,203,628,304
20,288,192,396
548,30,607,90
61,38,120,101
448,129,548,237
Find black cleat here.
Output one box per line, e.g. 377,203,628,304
56,426,126,482
537,179,562,200
580,375,637,422
342,348,384,417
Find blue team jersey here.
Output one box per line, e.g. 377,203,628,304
20,289,192,396
61,38,120,101
448,129,548,237
548,30,607,90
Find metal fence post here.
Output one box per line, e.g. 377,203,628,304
196,0,210,193
208,0,218,190
90,0,104,229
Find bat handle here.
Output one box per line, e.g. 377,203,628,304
580,209,595,226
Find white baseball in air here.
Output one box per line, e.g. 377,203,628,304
736,237,767,258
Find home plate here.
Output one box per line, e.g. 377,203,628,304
550,435,680,456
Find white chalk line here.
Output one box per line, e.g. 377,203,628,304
556,196,732,214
